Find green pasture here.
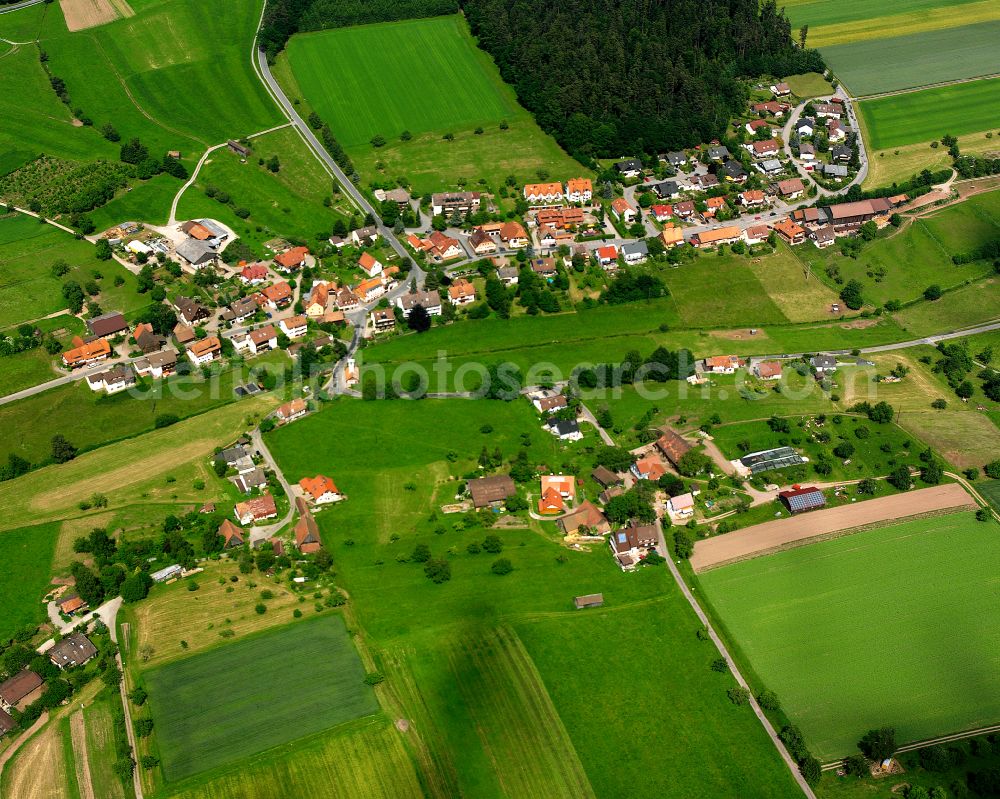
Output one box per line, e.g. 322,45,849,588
860,78,1000,149
893,278,1000,336
282,15,583,193
821,21,1000,95
698,511,1000,760
980,480,1000,511
781,0,981,30
146,614,377,782
783,72,834,99
0,521,59,641
89,173,178,230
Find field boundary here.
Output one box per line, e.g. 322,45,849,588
691,483,976,572
855,72,1000,100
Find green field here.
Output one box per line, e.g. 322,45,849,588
262,398,804,798
821,21,1000,95
146,614,378,782
698,512,1000,760
0,521,59,641
282,15,583,193
860,78,1000,149
782,0,985,30
981,480,1000,511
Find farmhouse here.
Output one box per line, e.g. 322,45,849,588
468,474,516,509
779,486,827,514
565,177,593,203
293,497,322,554
186,336,221,365
0,669,43,712
591,466,622,488
218,519,245,549
558,500,610,535
656,430,693,468
0,710,14,737
87,311,128,339
275,246,309,272
275,398,308,422
523,182,564,205
431,191,480,217
300,475,342,504
62,338,111,369
574,593,604,609
133,323,166,354
234,494,278,524
174,296,210,325
397,290,443,318
59,593,86,614
822,198,893,231
668,492,695,519
48,633,98,670
232,466,267,495
811,225,836,248
691,226,741,248
609,523,658,571
176,238,217,268
631,456,666,481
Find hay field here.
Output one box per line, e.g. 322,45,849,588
698,511,1000,759
59,0,134,32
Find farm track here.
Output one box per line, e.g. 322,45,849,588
857,72,1000,100
822,722,1000,770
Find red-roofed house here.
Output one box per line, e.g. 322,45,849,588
275,246,309,271
596,245,618,267
755,360,783,380
240,262,270,284
610,197,636,224
358,251,383,277
299,475,343,504
234,494,278,524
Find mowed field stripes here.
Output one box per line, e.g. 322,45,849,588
780,0,986,30
698,512,1000,760
145,614,378,782
285,15,517,147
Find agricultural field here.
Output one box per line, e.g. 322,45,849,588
263,398,806,797
175,127,349,255
280,15,584,193
126,559,303,668
980,480,1000,511
88,172,178,230
165,716,423,799
893,277,1000,336
145,614,378,782
0,711,78,799
0,212,145,330
697,511,1000,760
82,696,129,799
859,78,1000,150
820,21,1000,96
0,521,60,641
863,130,999,189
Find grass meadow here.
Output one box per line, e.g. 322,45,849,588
980,480,1000,511
83,696,129,799
282,15,583,193
0,521,59,641
859,78,1000,149
145,614,378,782
263,398,805,798
820,21,1000,95
697,511,1000,760
862,130,999,189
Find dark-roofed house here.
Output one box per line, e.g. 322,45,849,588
810,355,838,373
176,238,217,267
558,500,610,535
0,669,43,711
609,523,658,570
591,466,622,488
779,486,826,514
174,296,209,326
233,467,268,495
655,430,692,468
545,418,583,441
651,180,679,199
468,475,516,509
87,312,128,339
0,707,14,737
614,158,642,177
48,633,98,670
708,145,730,161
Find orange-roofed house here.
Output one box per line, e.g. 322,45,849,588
538,487,565,514
299,475,343,504
523,182,564,205
358,251,383,277
540,474,576,502
59,595,87,615
262,281,293,309
355,276,385,302
705,355,741,373
565,178,593,203
428,231,463,261
240,262,270,284
62,338,111,369
738,190,766,207
293,497,322,553
218,519,245,549
610,197,635,223
448,278,476,306
772,217,805,245
690,226,741,247
275,246,309,271
499,222,529,248
596,245,618,267
276,397,307,422
659,225,684,248
184,222,213,241
755,360,783,381
702,196,727,219
305,283,330,317
186,336,221,365
234,494,277,525
630,457,666,482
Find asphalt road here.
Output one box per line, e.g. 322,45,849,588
0,0,43,13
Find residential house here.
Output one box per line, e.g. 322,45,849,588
813,103,841,119
609,523,658,571
621,241,648,264
721,160,748,182
630,456,666,481
831,145,853,162
240,262,270,284
668,492,695,519
703,355,741,374
691,226,741,248
776,178,805,200
431,191,480,217
770,82,791,96
596,245,618,267
558,500,610,535
796,118,816,137
545,417,583,441
530,257,558,278
565,177,593,203
397,290,442,317
656,429,693,468
279,314,308,339
133,349,177,379
62,338,111,369
358,251,383,277
85,364,136,395
538,474,576,514
499,221,529,248
539,225,573,249
810,355,838,373
218,519,245,549
275,246,309,271
350,226,379,247
755,158,783,176
48,633,97,669
659,225,684,248
614,158,642,178
772,217,806,245
0,670,43,712
673,200,695,219
523,182,564,205
370,307,395,332
538,491,564,519
305,283,330,318
533,393,567,414
823,164,849,180
651,180,679,200
743,224,770,245
334,287,361,311
689,173,719,189
468,475,516,508
175,238,216,268
703,195,727,219
427,231,463,261
610,197,636,224
379,187,411,208
827,118,846,142
810,224,836,248
300,474,343,504
275,397,307,422
261,281,294,310
754,360,783,380
752,100,787,117
355,276,385,303
174,296,209,325
234,494,278,524
738,189,767,207
87,312,128,340
650,204,672,222
779,486,826,513
496,265,519,286
469,228,497,255
328,235,346,249
448,279,476,306
665,151,688,167
173,323,196,344
798,142,815,162
746,118,771,136
233,467,268,495
249,325,279,354
707,145,730,161
221,296,259,325
186,336,221,365
293,497,322,553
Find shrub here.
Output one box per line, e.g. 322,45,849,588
711,658,728,673
135,718,154,737
756,689,780,711
843,753,868,777
424,558,451,583
254,603,266,615
491,558,513,575
364,671,385,685
727,687,750,706
482,534,503,553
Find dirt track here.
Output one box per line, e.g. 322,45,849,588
690,483,976,572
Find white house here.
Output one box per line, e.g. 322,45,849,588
565,178,593,203
621,241,648,264
358,251,383,277
279,314,308,339
85,365,135,395
186,337,221,365
668,492,695,519
396,290,442,318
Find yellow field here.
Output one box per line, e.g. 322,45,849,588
1,718,74,799
166,716,423,799
0,398,270,532
129,560,302,668
808,0,1000,47
756,245,841,322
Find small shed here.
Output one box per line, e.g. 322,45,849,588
574,593,604,610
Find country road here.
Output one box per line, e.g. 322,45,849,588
0,0,42,13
